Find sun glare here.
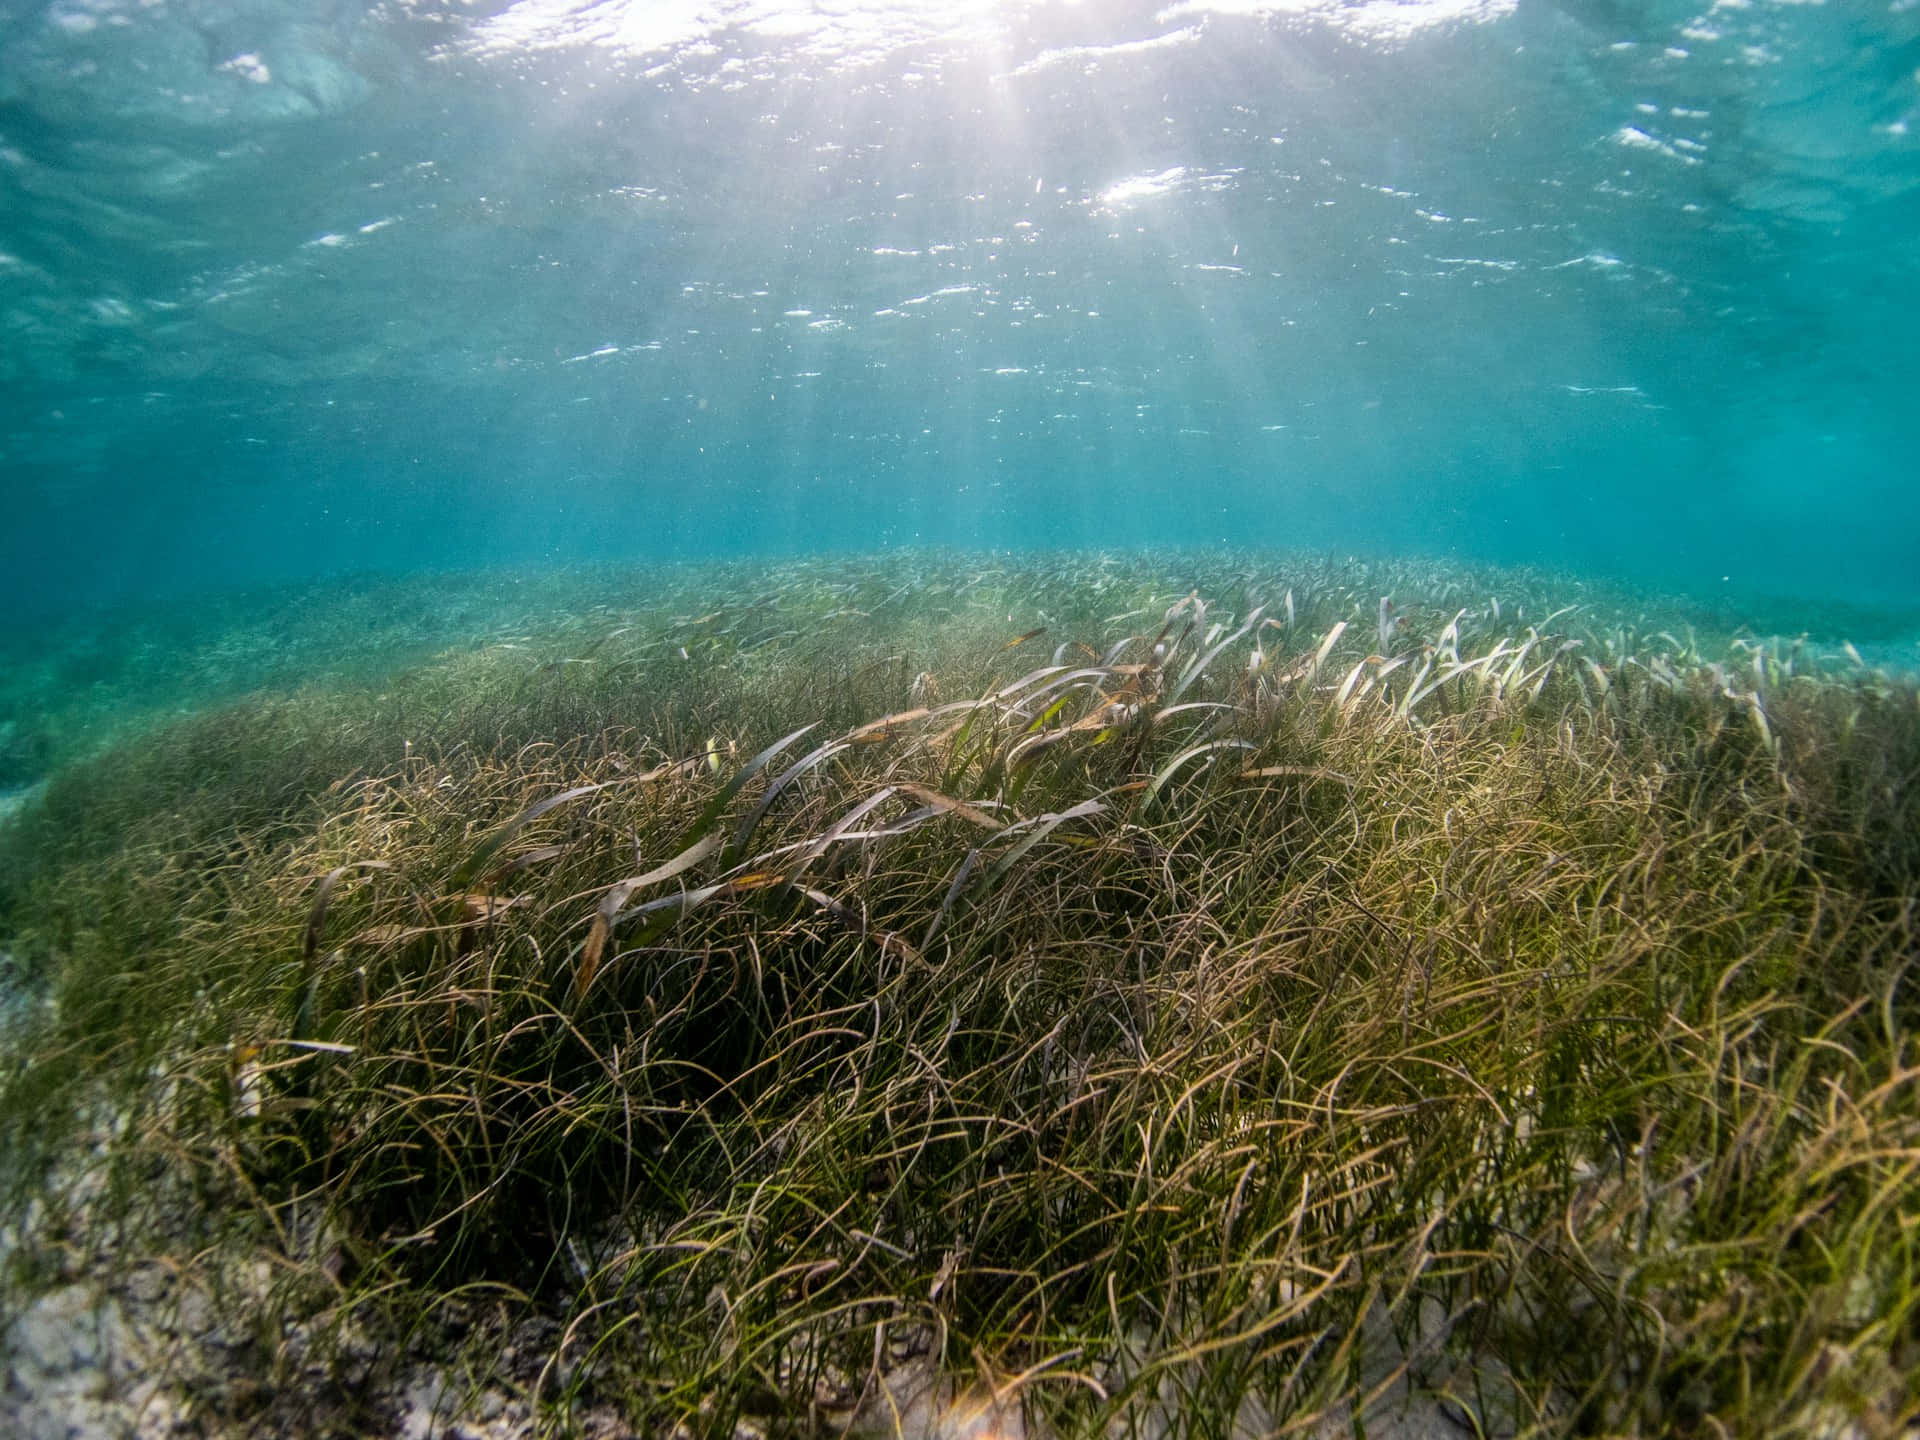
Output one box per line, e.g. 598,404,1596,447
472,0,1030,63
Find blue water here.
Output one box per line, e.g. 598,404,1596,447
2,0,1918,623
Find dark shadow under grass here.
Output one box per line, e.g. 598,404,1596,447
2,550,1916,1439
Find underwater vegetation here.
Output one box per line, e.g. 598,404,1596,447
0,569,693,799
1,550,1916,1439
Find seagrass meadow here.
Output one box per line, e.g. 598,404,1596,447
0,550,1915,1439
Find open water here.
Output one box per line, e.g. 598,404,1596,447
3,10,1919,1432
2,0,1918,632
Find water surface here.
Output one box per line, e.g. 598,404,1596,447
3,0,1917,626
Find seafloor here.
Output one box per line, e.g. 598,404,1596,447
1,550,1916,1440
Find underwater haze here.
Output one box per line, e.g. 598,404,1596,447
10,6,1920,1435
4,0,1919,618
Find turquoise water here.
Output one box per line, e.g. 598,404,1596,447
2,0,1917,618
3,13,1920,1426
